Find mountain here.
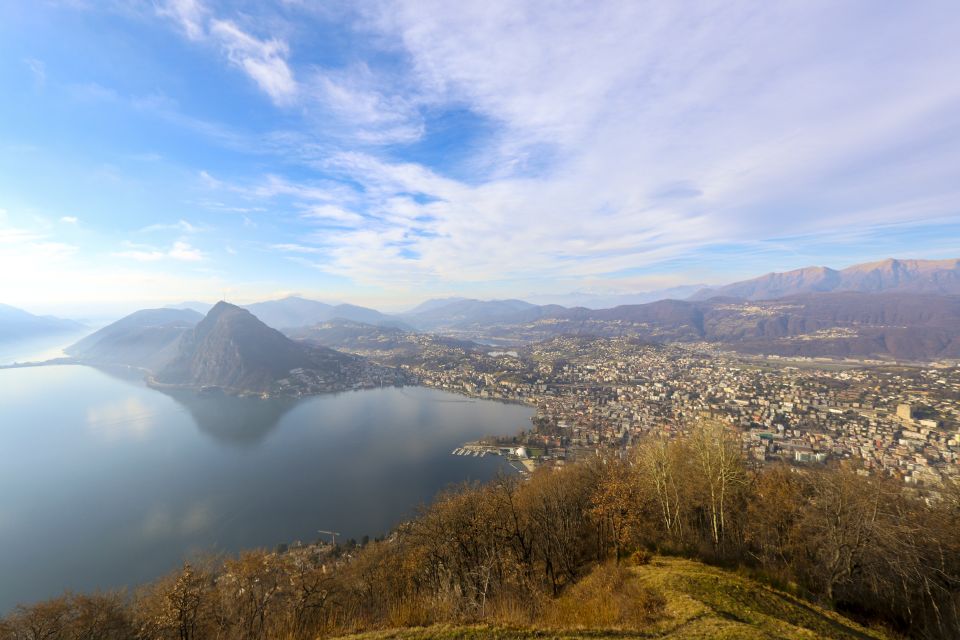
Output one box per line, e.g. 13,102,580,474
0,304,85,342
400,298,549,330
155,301,359,394
441,293,960,361
165,300,214,314
404,296,470,314
65,308,202,370
691,258,960,300
243,296,408,330
524,285,707,309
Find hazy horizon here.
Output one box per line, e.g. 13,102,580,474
3,1,960,314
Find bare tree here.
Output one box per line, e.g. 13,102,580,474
635,437,687,544
689,418,747,552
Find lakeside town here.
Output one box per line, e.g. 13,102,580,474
382,334,960,490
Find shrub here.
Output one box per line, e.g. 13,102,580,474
543,562,665,629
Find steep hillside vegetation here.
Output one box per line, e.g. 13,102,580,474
331,557,889,639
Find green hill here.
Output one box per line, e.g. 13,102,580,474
331,556,890,640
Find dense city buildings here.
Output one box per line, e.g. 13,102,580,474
381,335,960,489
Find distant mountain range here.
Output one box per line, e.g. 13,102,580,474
690,258,960,300
48,256,960,366
0,304,85,343
458,292,960,361
398,298,562,331
244,296,408,330
523,285,707,309
169,296,408,330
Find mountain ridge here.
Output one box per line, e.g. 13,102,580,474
65,307,202,370
691,257,960,300
0,303,85,343
243,296,407,330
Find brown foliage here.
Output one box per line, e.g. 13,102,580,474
544,562,665,629
1,592,132,640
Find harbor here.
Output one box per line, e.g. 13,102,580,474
451,441,537,473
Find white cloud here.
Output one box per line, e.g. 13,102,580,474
306,64,425,144
168,240,204,261
139,219,202,233
155,0,207,40
156,0,297,105
114,240,205,262
209,18,297,105
60,216,79,224
24,57,45,87
300,204,364,225
270,243,324,254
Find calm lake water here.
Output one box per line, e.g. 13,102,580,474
0,364,533,612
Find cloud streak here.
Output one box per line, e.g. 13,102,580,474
157,0,297,105
114,240,205,262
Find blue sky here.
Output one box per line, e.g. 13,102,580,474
2,0,960,315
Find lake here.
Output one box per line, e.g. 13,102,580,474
0,364,533,612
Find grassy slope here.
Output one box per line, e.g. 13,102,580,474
332,556,891,640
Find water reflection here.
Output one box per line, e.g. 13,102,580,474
162,389,296,446
86,396,158,440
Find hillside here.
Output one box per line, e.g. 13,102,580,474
155,301,359,394
331,557,888,640
65,307,202,370
692,257,960,300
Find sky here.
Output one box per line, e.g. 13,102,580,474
2,0,960,316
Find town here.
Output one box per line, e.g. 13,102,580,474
375,334,960,490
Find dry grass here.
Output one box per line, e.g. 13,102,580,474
329,556,894,640
544,562,665,630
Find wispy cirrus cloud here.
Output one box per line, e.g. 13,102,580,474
209,18,297,105
138,219,204,234
156,0,297,105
